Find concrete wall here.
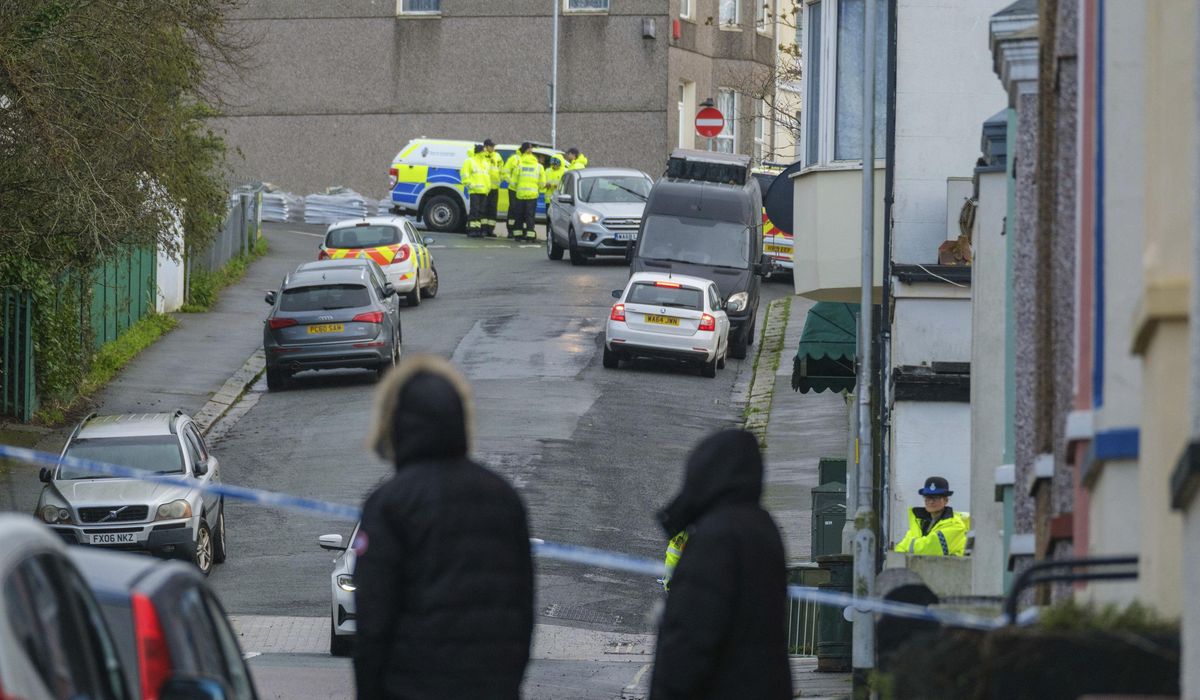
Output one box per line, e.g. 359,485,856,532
891,294,972,367
1134,0,1195,617
888,401,971,549
790,167,884,302
891,0,1009,264
970,167,1007,596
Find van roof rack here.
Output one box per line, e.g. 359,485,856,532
665,149,751,186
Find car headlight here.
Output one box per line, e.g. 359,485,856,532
725,292,749,313
40,505,70,524
155,499,193,521
337,574,356,592
578,213,600,225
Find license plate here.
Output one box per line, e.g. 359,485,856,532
89,532,136,545
614,233,637,241
765,244,791,254
644,314,680,326
307,324,344,334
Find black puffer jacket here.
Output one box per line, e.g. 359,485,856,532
650,429,792,700
354,356,533,700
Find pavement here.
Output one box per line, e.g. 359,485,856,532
0,226,854,696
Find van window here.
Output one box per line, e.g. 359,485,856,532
627,283,702,310
325,225,400,249
639,215,750,269
280,284,371,311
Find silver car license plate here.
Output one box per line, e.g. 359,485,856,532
615,233,636,241
88,532,136,545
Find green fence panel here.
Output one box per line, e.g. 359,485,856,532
89,245,156,350
0,289,37,421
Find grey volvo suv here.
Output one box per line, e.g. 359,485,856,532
36,411,227,576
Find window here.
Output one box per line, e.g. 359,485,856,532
280,284,371,312
678,84,686,148
720,0,739,27
804,1,822,166
627,283,702,311
62,436,184,479
579,176,651,203
715,89,738,154
680,0,692,20
834,0,887,160
754,98,768,163
398,0,439,13
639,215,751,269
678,81,696,149
565,0,609,11
326,225,400,249
203,593,256,700
757,0,773,33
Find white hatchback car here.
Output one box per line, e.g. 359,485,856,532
317,524,359,656
604,272,730,378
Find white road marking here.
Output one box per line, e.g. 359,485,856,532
287,229,324,238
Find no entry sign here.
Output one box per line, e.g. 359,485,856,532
695,107,725,138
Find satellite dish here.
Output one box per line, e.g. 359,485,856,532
762,160,805,236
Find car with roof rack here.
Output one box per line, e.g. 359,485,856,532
35,410,227,576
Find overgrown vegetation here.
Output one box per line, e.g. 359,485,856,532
34,313,178,424
182,236,267,312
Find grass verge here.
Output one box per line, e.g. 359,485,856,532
33,313,179,425
182,236,268,312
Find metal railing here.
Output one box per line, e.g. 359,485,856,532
787,594,820,655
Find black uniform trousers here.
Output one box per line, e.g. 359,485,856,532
467,193,487,237
483,189,499,235
509,197,537,238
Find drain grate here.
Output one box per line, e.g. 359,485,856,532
541,603,624,627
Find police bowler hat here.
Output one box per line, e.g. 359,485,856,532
483,138,495,147
918,476,953,497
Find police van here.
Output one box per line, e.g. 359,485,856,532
387,139,566,233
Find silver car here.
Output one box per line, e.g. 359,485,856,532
546,167,653,266
36,411,227,576
263,265,402,390
317,524,359,657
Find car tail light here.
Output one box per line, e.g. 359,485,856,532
389,167,399,187
268,317,298,330
610,304,625,322
654,281,682,288
395,244,411,263
317,248,330,260
132,593,172,700
353,311,384,324
699,314,716,332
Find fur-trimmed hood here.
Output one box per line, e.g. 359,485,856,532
368,355,475,467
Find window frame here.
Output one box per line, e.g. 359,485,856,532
719,0,741,28
757,0,774,35
564,0,610,13
715,88,739,154
754,98,768,163
396,0,441,16
680,0,692,20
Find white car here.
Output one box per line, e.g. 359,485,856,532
318,217,438,307
603,272,730,378
317,524,359,657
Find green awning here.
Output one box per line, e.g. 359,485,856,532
792,302,858,394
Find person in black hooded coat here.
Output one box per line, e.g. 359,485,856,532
650,429,792,700
353,355,533,700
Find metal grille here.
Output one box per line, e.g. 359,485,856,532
602,217,641,233
78,505,149,524
787,595,819,656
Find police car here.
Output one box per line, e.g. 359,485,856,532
752,168,793,272
387,138,566,233
318,217,437,306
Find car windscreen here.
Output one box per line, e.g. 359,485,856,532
60,436,184,479
626,283,702,310
579,176,651,203
279,284,371,312
325,225,400,249
638,215,750,269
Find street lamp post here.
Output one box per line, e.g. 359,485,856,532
550,0,560,149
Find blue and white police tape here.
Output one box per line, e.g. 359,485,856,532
0,444,1004,630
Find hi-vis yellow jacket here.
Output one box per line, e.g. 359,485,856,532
661,531,688,591
460,152,490,195
486,150,503,190
513,153,546,201
894,507,970,556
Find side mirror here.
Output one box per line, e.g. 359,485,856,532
160,676,230,700
193,460,208,477
423,236,434,245
318,534,346,551
716,299,726,311
264,290,277,305
383,283,396,298
611,289,622,299
39,467,52,483
557,194,574,205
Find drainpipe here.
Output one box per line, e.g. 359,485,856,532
879,0,898,560
551,0,560,149
852,0,878,682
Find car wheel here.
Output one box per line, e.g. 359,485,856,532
405,285,421,307
266,367,287,391
602,346,619,369
701,357,717,378
729,327,749,360
747,316,757,345
212,503,227,564
422,193,464,233
193,521,214,576
568,227,587,266
717,349,726,370
330,620,354,657
546,224,564,261
422,267,439,298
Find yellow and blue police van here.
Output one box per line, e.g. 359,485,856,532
386,139,566,233
751,166,793,272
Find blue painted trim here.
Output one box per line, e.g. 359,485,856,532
1093,427,1139,461
1093,0,1106,408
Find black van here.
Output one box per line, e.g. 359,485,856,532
629,150,767,359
